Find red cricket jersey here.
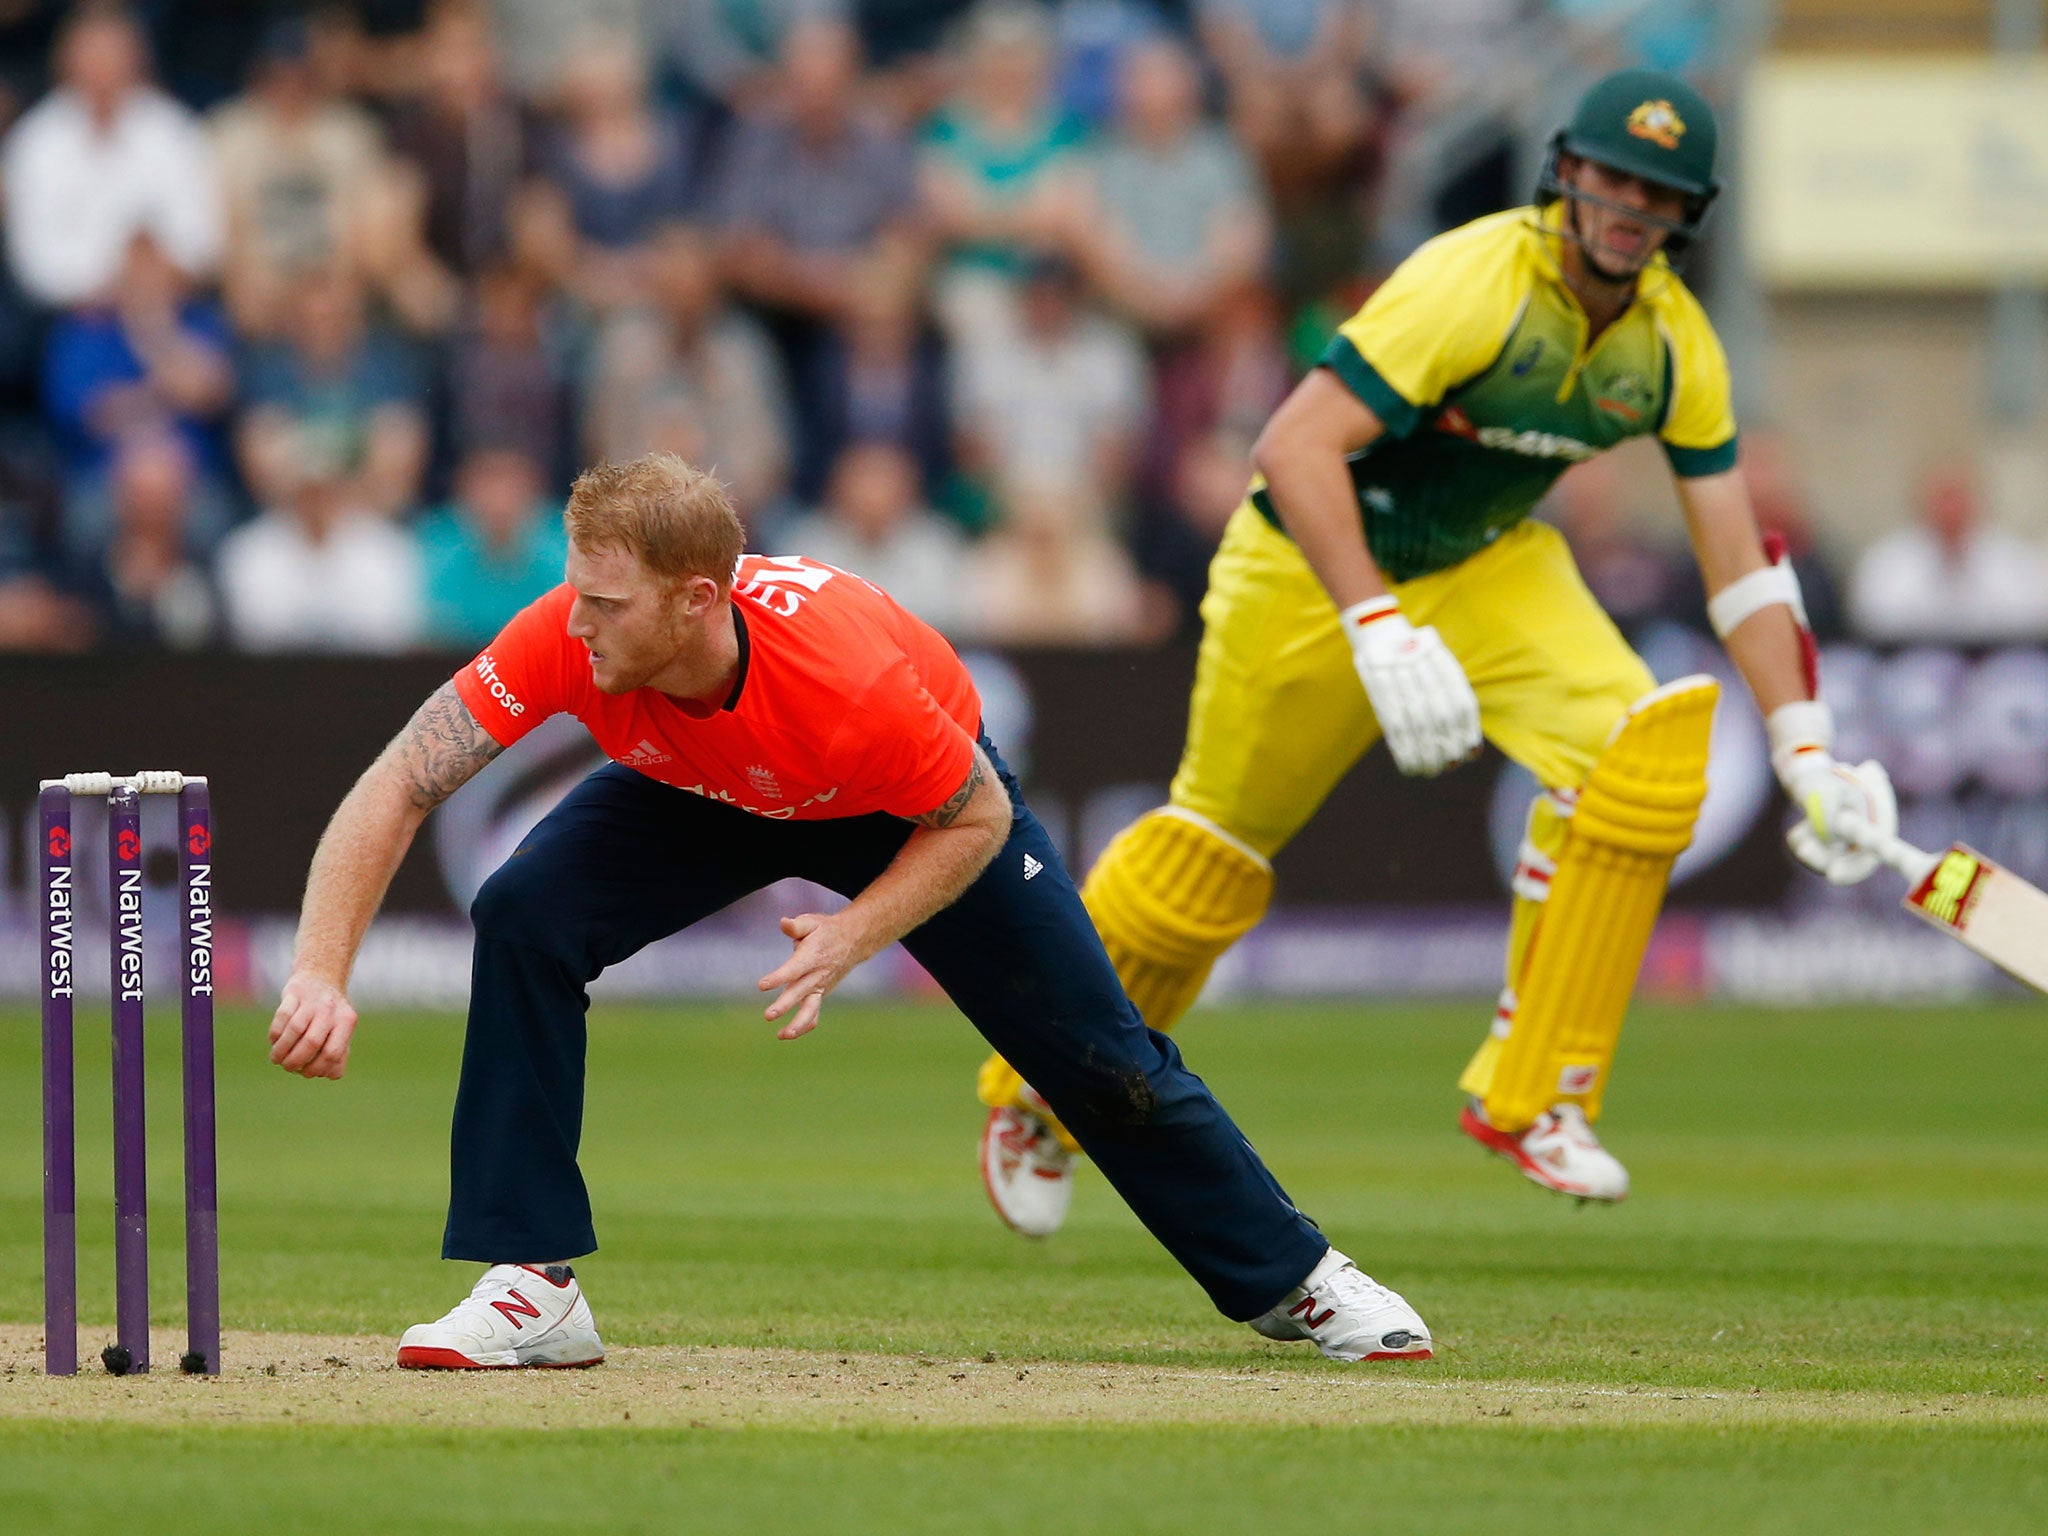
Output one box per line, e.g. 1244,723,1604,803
453,555,983,821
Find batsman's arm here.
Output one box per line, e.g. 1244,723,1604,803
1250,368,1391,609
1680,468,1899,882
758,742,1011,1041
1253,369,1482,776
1676,469,1809,715
269,682,504,1078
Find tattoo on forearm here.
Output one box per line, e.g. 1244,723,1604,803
915,751,986,829
390,682,504,811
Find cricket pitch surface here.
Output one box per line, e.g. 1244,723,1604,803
2,1327,2040,1434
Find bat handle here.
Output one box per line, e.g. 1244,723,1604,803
1836,811,1941,886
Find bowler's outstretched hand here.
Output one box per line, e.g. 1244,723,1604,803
269,971,358,1079
759,912,861,1040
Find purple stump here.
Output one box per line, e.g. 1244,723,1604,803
179,782,220,1375
40,784,77,1377
108,786,149,1375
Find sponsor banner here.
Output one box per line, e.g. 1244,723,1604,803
1747,57,2048,287
0,640,2040,1004
1216,908,1510,1000
0,905,2004,1006
0,643,1795,915
1703,913,1996,1002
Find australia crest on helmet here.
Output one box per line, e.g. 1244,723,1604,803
1625,99,1686,151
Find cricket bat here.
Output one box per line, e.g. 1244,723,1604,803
1848,822,2048,994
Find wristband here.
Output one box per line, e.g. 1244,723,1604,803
1338,596,1402,646
1766,699,1834,784
1708,562,1803,639
1716,536,1821,696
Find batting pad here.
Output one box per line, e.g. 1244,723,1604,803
977,808,1274,1146
1459,787,1577,1106
1480,676,1717,1131
1084,807,1275,1029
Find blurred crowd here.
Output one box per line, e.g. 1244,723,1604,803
0,0,2038,657
1557,440,2048,650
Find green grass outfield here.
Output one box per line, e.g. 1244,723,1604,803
2,997,2044,1533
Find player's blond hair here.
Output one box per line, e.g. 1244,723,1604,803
564,455,745,588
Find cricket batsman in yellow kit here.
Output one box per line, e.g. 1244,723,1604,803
976,68,1904,1235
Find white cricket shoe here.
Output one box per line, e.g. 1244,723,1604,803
979,1101,1074,1238
1460,1100,1630,1203
1250,1248,1433,1361
397,1263,606,1369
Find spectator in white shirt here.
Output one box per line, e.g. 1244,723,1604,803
2,4,223,309
1849,465,2048,644
780,440,967,633
953,252,1148,529
217,445,423,654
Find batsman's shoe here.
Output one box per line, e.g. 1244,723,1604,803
980,1101,1074,1238
1250,1248,1432,1361
1460,1100,1630,1203
397,1264,605,1369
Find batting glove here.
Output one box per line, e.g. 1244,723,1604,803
1769,700,1898,886
1344,596,1483,777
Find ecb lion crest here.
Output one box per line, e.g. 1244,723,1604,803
1625,99,1685,150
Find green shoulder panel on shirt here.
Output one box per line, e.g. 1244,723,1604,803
1664,436,1740,478
1644,270,1738,461
1270,209,1744,581
1325,210,1535,420
1319,334,1424,437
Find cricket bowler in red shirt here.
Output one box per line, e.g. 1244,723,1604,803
266,455,1431,1368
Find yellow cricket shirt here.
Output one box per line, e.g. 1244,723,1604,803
1252,204,1738,582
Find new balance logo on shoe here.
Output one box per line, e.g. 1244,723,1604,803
489,1290,542,1330
398,1263,606,1370
1288,1296,1336,1330
1023,854,1043,880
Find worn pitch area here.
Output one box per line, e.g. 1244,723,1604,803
1,1328,2038,1432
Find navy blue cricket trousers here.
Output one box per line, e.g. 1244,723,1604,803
443,745,1327,1321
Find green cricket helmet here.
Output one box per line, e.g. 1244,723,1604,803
1537,68,1721,249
